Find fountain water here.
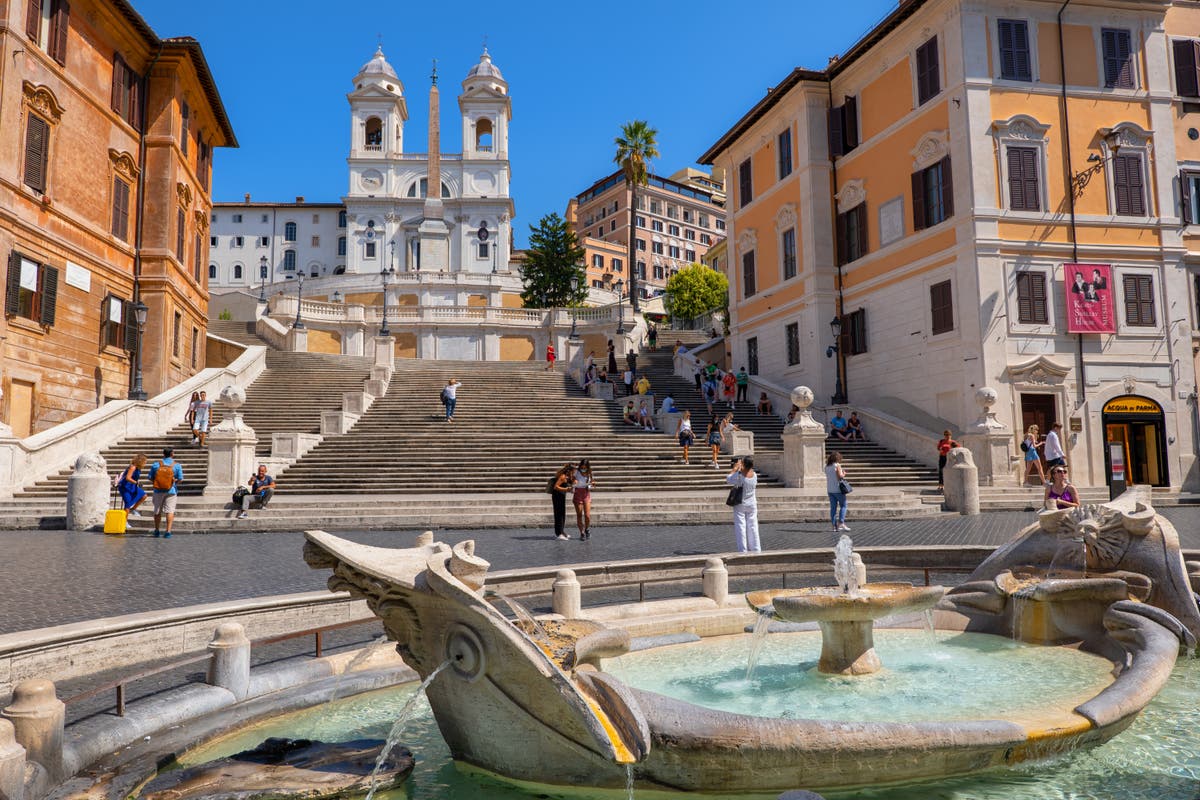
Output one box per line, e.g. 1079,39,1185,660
486,590,552,647
744,610,773,679
363,659,451,800
833,535,861,595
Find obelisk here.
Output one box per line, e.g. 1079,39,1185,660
417,59,450,271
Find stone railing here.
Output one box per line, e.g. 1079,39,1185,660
0,345,268,497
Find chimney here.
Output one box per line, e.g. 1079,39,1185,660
244,192,251,202
296,195,305,203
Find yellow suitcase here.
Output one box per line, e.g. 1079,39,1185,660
104,492,127,534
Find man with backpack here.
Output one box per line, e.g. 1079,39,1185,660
149,447,184,538
441,378,461,423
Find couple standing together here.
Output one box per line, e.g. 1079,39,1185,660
549,460,595,541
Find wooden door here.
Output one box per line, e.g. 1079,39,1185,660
9,379,34,438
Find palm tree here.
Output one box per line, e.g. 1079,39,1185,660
614,120,659,312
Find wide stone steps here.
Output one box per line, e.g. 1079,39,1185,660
207,320,272,348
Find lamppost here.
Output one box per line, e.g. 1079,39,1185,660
332,289,344,304
568,274,581,340
127,300,148,400
291,272,305,330
825,316,847,405
258,256,269,304
615,278,626,336
380,253,396,337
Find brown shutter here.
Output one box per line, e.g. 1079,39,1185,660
828,105,844,158
915,40,929,99
123,298,137,351
941,157,954,219
1175,39,1200,97
23,115,49,193
1006,148,1025,209
26,0,42,41
112,177,130,240
1183,170,1195,225
843,96,858,150
912,171,926,230
176,208,185,262
1022,149,1039,210
48,0,68,65
1127,155,1145,216
1016,273,1033,322
5,252,22,316
130,70,143,131
39,264,58,326
110,54,125,114
853,203,868,258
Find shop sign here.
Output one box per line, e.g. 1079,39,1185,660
1065,263,1115,334
1103,396,1161,415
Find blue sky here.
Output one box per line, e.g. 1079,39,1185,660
136,0,898,247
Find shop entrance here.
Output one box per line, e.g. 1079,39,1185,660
1020,393,1058,436
1102,395,1168,487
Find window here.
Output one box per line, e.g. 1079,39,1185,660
912,156,954,230
1122,274,1156,326
738,159,753,207
747,337,759,375
23,114,50,193
1102,28,1135,89
742,250,757,297
781,228,797,279
1173,39,1200,97
930,279,954,334
636,215,646,228
685,249,696,262
700,233,712,245
5,253,58,325
233,264,242,280
282,249,296,271
193,233,202,282
610,221,616,232
311,214,320,224
636,262,646,279
191,327,199,369
261,214,268,223
654,264,665,280
258,236,269,247
338,210,347,227
828,96,859,157
785,322,800,366
592,254,604,268
180,101,189,155
1015,272,1048,324
111,177,131,241
337,236,347,256
100,295,132,349
365,117,382,147
683,209,693,223
311,235,320,247
210,236,217,247
685,229,695,241
668,245,681,259
699,212,709,228
592,279,603,289
652,242,664,255
667,205,679,220
636,239,646,251
197,137,210,191
837,204,868,264
284,222,297,241
208,264,217,280
232,213,243,223
916,36,940,105
716,219,726,231
998,19,1032,81
364,242,376,259
778,128,793,179
172,311,181,358
844,309,868,355
110,55,142,129
1006,146,1041,211
1182,170,1200,225
651,220,664,232
612,258,622,273
232,235,244,248
649,200,660,215
1113,154,1146,216
175,208,185,262
668,224,680,236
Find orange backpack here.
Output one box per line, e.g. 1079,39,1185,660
152,461,176,491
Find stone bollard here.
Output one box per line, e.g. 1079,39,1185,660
552,569,581,620
65,453,108,531
0,719,26,800
416,530,434,547
944,447,980,515
781,387,827,488
1,679,64,784
206,623,251,701
702,558,729,606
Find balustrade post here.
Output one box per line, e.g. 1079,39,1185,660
0,719,26,800
552,569,582,619
702,558,729,605
206,622,251,701
1,679,64,784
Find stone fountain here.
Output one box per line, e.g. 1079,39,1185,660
746,536,946,674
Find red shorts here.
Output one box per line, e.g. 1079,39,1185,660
572,488,591,503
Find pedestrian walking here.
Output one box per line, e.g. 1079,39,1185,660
237,464,276,519
1044,422,1067,470
626,350,638,374
726,457,761,553
441,379,461,423
693,362,704,393
721,371,736,409
573,459,594,540
675,410,695,464
607,339,618,375
623,369,634,397
826,452,850,532
703,378,718,417
549,464,575,540
936,429,959,491
149,447,183,538
184,391,200,429
115,453,148,517
191,391,213,446
735,367,749,403
1044,465,1079,510
544,343,556,370
647,325,658,351
1022,425,1045,485
706,415,723,469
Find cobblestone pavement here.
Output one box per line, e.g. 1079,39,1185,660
2,508,1198,636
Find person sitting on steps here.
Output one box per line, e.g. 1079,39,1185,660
622,400,640,427
237,464,276,519
830,409,851,441
757,393,773,416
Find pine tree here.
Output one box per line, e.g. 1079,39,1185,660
520,213,587,307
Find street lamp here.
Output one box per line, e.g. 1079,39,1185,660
127,300,148,400
614,278,626,336
291,272,305,330
258,256,269,304
380,262,397,336
568,274,581,340
332,289,344,304
825,316,847,405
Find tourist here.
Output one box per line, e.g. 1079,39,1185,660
693,361,704,392
149,447,183,538
544,343,556,371
704,362,719,384
441,379,461,423
830,409,850,441
638,400,656,431
607,339,618,375
626,349,638,374
721,412,740,443
622,400,640,427
735,366,749,403
706,415,724,469
549,464,575,541
573,459,594,540
1044,422,1067,470
1022,425,1045,485
786,404,799,423
184,391,200,429
726,457,761,553
936,429,959,491
623,368,634,396
825,452,850,532
237,464,276,519
847,412,866,441
709,326,719,339
585,351,596,372
757,393,773,416
582,365,596,391
703,377,718,418
721,370,736,409
191,390,213,446
635,373,651,395
675,410,695,465
115,453,147,517
1044,465,1079,510
673,339,685,355
597,368,609,384
660,393,677,414
647,325,658,351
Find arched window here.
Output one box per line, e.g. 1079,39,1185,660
405,178,452,198
233,264,243,280
283,249,296,271
364,117,383,148
284,221,297,242
208,264,217,280
475,118,494,152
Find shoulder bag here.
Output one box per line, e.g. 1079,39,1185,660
725,483,744,507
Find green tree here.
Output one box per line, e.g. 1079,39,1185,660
520,212,587,307
664,264,728,322
613,120,659,312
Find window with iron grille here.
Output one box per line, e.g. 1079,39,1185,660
785,322,800,366
844,309,868,355
998,19,1032,81
1015,271,1048,324
930,279,954,334
1122,274,1156,327
1006,146,1040,211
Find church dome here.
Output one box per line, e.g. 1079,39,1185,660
467,49,503,80
358,46,398,81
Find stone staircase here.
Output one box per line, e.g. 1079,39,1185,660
207,319,272,348
821,437,940,488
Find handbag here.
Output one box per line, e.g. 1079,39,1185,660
839,479,853,495
725,484,744,507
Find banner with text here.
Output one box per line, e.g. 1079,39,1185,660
1065,263,1115,334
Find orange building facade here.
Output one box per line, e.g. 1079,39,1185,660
703,0,1200,491
0,0,234,436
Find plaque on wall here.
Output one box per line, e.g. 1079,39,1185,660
878,196,904,246
65,260,91,292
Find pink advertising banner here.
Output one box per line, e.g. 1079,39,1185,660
1065,263,1115,334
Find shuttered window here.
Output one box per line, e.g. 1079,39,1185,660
4,253,58,326
176,208,185,263
1122,274,1155,327
1102,28,1135,89
837,203,868,264
193,233,202,282
1182,170,1200,225
1006,146,1040,211
1173,39,1200,98
1015,272,1048,324
25,0,42,41
738,159,753,208
828,96,859,158
916,36,940,105
912,156,954,230
785,323,800,366
101,295,129,349
1112,153,1146,216
23,114,50,194
998,19,1031,81
47,0,69,65
781,228,797,280
777,128,792,179
845,309,868,355
930,279,954,334
111,176,130,240
742,250,756,297
110,54,142,129
180,102,189,156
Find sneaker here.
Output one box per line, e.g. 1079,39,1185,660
191,437,198,444
127,510,141,518
555,534,569,541
164,531,172,538
712,462,720,469
838,523,851,531
237,511,249,519
152,530,161,538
